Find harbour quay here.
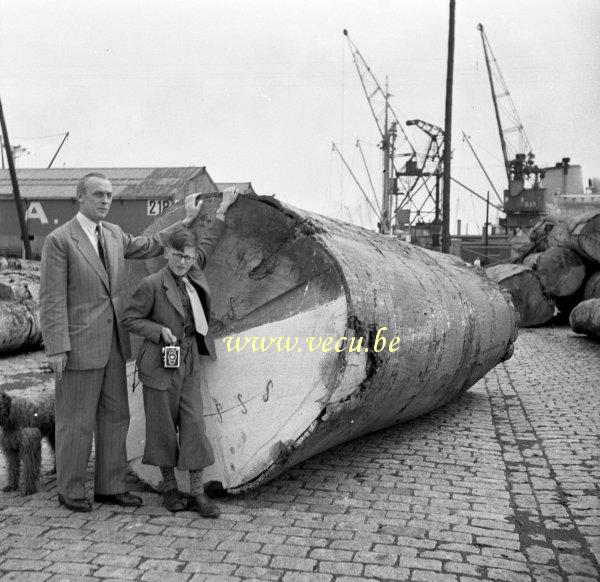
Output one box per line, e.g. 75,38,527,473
0,325,598,581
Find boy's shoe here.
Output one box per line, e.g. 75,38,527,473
187,493,220,518
163,489,186,512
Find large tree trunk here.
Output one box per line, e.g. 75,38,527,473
125,195,518,493
0,300,42,353
486,263,555,327
530,211,600,264
569,298,600,338
520,247,585,297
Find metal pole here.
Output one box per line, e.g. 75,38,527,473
441,0,456,253
484,191,490,264
48,131,69,168
0,97,32,259
462,131,503,206
450,176,503,211
381,80,390,234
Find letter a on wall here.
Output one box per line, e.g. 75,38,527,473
26,202,49,224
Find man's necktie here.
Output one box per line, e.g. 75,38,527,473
95,225,108,273
182,277,208,335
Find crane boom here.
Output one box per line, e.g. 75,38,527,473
478,23,534,187
343,29,415,157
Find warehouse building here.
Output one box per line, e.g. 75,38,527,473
0,167,253,258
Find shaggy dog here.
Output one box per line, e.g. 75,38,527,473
0,390,55,495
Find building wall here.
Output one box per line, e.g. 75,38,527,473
0,197,176,258
542,164,584,197
0,167,220,258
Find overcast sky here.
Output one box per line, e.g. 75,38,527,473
1,0,599,235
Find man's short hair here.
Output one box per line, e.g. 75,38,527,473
166,228,198,251
76,172,109,199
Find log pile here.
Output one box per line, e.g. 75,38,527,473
493,211,600,332
125,194,518,493
0,260,42,353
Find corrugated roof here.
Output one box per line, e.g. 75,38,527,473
0,167,215,199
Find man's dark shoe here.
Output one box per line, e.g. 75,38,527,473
94,492,142,507
58,493,92,512
187,492,220,518
163,489,186,512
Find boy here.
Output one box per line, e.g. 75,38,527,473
122,189,237,515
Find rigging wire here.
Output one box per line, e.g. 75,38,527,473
12,132,67,140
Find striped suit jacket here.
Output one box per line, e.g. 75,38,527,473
40,216,178,370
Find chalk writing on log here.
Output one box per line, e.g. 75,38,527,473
206,379,274,421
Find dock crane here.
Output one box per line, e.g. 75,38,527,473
405,119,445,224
338,30,444,237
478,23,546,231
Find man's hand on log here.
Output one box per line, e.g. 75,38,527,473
182,194,203,227
48,352,67,382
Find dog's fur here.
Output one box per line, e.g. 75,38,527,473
0,390,55,495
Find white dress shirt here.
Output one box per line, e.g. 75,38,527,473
76,212,102,257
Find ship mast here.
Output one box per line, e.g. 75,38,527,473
342,29,415,234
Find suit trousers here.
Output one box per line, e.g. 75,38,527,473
142,338,214,471
55,325,129,498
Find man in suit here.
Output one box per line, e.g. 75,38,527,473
40,172,204,512
122,188,237,516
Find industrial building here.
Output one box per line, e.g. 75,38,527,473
0,168,255,258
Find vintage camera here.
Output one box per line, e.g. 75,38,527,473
162,345,180,368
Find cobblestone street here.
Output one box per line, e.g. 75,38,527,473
0,325,598,581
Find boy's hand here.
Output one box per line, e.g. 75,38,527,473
182,194,204,227
221,186,239,210
161,327,177,345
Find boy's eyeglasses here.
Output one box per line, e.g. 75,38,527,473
170,250,196,264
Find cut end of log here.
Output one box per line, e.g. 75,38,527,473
569,298,600,338
486,264,555,327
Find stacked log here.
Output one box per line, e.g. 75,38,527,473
530,211,600,263
583,272,600,299
0,262,42,353
125,194,518,493
0,300,41,353
569,299,600,339
526,212,600,335
523,247,585,297
486,264,555,327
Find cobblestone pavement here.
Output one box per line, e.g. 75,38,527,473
0,326,598,581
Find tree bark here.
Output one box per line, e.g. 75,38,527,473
125,195,518,493
0,300,42,353
569,298,600,338
0,271,40,302
486,263,555,327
